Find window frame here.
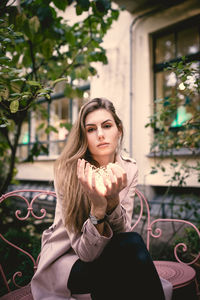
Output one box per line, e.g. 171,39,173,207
153,14,200,73
152,15,200,129
149,15,200,157
17,84,90,161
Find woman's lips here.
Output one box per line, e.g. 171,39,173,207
97,143,109,147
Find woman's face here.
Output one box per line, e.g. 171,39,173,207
85,109,121,166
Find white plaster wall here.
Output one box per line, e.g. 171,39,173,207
90,9,133,155
16,160,54,181
131,0,200,187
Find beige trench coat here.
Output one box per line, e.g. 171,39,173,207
31,155,172,300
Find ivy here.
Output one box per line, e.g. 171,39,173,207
146,58,200,186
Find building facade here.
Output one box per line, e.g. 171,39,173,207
90,0,200,196
15,0,200,209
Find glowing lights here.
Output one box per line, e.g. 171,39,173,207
91,164,114,195
179,82,185,90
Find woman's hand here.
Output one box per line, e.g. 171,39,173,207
77,159,127,216
104,163,127,214
77,159,107,219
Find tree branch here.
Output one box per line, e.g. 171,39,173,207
0,117,24,194
28,39,38,81
58,39,92,78
0,127,14,152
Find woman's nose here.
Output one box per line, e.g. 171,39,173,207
97,128,104,139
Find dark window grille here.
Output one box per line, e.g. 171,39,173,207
152,15,200,131
17,85,90,161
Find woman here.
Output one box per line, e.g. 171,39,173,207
31,97,171,300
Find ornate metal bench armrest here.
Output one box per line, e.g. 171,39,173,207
149,218,200,265
0,189,56,292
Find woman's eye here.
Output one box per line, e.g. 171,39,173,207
104,124,111,129
87,128,95,133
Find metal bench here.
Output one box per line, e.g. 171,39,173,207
0,189,199,299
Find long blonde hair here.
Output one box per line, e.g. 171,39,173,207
54,97,124,233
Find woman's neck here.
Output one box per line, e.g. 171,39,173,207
94,153,116,167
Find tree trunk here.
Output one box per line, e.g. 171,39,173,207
0,117,24,195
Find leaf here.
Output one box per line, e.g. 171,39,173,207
11,78,26,82
0,117,10,128
161,166,166,172
52,78,68,86
37,88,51,100
14,31,23,37
10,100,19,113
111,9,119,20
37,88,49,94
76,54,85,64
3,38,12,43
28,142,49,161
45,94,51,100
76,88,84,98
16,13,27,29
37,92,48,97
27,81,41,87
78,67,89,80
60,122,72,131
88,66,97,75
0,56,11,61
10,93,21,97
52,0,68,11
77,0,90,11
41,39,53,59
65,31,76,45
70,70,76,81
64,84,74,98
40,144,49,155
29,16,40,34
94,0,111,13
45,125,58,134
22,49,32,67
36,123,45,131
150,169,158,175
76,5,83,15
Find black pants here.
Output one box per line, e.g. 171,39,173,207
68,232,165,300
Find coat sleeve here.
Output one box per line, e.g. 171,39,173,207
54,178,114,262
67,218,113,262
106,162,138,233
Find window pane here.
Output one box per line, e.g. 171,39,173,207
31,103,48,142
155,66,199,129
18,119,29,160
50,98,70,141
177,26,199,57
49,97,71,156
156,70,177,100
155,70,178,128
78,93,89,110
155,34,175,64
49,140,66,156
154,19,200,133
171,105,192,127
16,145,29,161
19,120,29,144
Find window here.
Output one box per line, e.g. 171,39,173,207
17,85,90,161
153,15,200,130
17,117,30,160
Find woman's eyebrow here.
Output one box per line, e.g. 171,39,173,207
85,119,112,127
